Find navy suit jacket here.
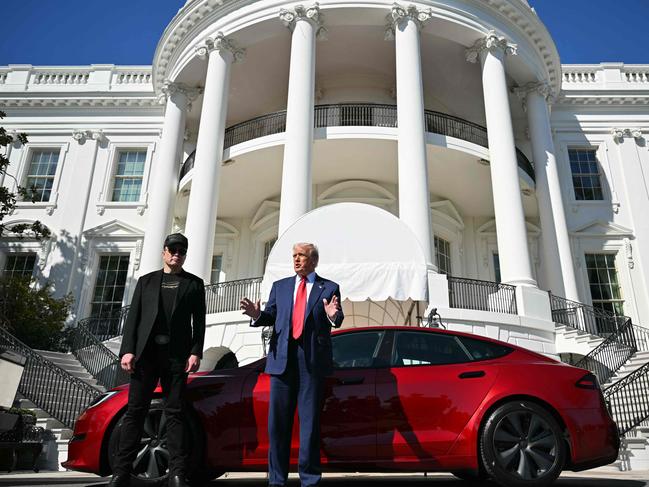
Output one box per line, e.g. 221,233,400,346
252,274,344,377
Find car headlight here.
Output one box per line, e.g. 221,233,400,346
87,391,120,409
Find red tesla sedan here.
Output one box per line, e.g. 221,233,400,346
63,326,619,487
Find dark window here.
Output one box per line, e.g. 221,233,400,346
332,331,384,369
91,255,129,316
392,331,471,366
493,253,501,283
457,336,513,361
585,253,624,333
435,236,452,275
3,253,36,279
24,150,59,202
569,148,604,200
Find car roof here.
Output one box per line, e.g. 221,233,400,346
331,325,558,363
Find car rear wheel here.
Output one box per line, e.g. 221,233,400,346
108,400,216,486
480,401,566,487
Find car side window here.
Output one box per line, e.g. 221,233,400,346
332,331,384,369
458,336,513,361
392,331,472,367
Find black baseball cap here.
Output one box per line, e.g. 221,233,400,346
164,233,188,249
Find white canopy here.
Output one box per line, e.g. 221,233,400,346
262,203,428,302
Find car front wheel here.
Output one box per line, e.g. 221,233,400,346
108,400,210,486
480,401,567,487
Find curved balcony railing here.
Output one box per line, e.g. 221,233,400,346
179,103,535,181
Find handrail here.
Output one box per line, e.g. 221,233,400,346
205,277,263,314
78,306,130,342
573,319,637,384
448,276,517,315
0,326,100,430
604,360,649,436
179,103,535,181
68,322,129,389
550,294,628,337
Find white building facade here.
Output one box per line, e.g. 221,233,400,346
1,0,648,366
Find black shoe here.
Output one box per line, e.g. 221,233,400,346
108,474,130,487
168,474,191,487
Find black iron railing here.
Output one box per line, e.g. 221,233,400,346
550,294,627,337
605,360,649,436
205,277,263,314
0,327,100,429
78,306,130,343
574,319,638,384
179,104,535,181
448,276,517,315
68,322,129,389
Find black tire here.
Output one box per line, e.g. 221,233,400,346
108,400,206,487
479,401,567,487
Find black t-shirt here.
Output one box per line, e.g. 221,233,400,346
152,272,188,335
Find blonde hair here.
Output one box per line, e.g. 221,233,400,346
293,242,319,264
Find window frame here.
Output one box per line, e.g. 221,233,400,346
88,253,131,317
568,147,605,201
110,149,148,203
1,252,37,279
96,142,156,215
584,252,625,318
14,143,69,215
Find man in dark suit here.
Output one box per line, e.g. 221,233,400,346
240,242,343,487
110,233,205,487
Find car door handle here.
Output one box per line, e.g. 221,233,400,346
337,377,365,385
459,371,485,379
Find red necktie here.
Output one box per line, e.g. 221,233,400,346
292,277,307,339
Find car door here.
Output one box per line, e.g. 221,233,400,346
240,330,385,467
320,329,386,464
376,330,499,463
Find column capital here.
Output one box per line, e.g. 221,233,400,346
513,81,555,102
385,3,432,40
611,127,644,143
465,30,517,63
157,80,203,106
195,32,246,62
279,3,327,39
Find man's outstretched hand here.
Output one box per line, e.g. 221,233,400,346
240,297,261,320
323,294,341,321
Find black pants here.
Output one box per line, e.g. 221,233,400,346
113,342,188,477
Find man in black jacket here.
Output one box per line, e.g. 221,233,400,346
110,233,206,487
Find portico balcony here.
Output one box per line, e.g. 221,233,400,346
179,103,535,182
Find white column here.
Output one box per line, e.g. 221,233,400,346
516,82,579,300
140,82,195,274
387,4,435,267
184,34,244,282
466,32,536,287
277,4,323,235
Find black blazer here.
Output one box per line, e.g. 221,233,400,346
119,269,206,361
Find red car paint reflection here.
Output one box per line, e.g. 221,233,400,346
63,326,619,487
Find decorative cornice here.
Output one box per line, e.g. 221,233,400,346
465,30,518,64
611,127,644,142
194,32,246,61
0,96,159,109
385,3,433,40
279,3,327,39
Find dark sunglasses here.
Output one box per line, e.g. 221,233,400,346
166,246,187,256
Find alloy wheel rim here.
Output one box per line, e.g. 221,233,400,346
132,409,169,479
492,410,558,480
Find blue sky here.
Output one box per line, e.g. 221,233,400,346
1,0,647,66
